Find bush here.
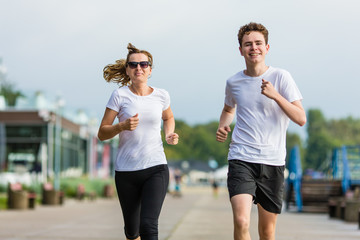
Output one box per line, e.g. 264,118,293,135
60,177,114,198
23,184,42,194
0,177,115,207
0,184,6,193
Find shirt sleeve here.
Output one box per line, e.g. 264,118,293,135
280,71,303,103
162,90,170,111
106,89,122,113
224,81,236,108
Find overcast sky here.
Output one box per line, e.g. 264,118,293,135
1,0,359,136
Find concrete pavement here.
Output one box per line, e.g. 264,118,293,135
0,186,359,240
167,187,360,240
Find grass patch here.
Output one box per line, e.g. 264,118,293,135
0,195,7,210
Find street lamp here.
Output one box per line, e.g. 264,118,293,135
54,96,65,191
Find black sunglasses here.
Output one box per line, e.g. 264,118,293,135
127,61,151,69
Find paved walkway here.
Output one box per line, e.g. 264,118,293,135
0,187,359,240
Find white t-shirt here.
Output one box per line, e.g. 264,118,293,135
106,86,170,171
225,66,303,166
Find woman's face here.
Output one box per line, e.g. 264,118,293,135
126,53,152,84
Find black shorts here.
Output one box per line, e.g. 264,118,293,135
227,160,285,214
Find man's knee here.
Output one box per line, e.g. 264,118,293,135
233,214,250,233
258,224,276,240
259,230,275,240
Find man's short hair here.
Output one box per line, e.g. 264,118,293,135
238,22,269,47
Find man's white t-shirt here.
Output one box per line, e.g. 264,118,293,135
225,66,303,166
106,86,170,171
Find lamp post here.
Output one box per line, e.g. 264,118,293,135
0,58,7,110
54,96,65,191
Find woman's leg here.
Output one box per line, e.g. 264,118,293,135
115,171,142,240
139,165,169,240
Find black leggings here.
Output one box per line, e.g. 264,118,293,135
115,164,169,240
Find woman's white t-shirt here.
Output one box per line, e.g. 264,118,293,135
106,86,170,171
225,66,303,166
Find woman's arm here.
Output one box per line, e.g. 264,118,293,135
162,107,179,145
97,108,139,141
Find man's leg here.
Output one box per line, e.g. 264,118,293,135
230,194,253,240
257,204,278,240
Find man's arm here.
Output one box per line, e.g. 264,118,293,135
261,79,307,126
216,104,236,142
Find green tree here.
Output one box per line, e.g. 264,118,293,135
0,80,23,106
327,117,360,145
163,120,194,160
0,58,24,106
191,121,232,166
164,119,309,168
163,120,233,166
305,109,336,170
286,132,304,168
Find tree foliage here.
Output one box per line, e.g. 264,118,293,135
164,120,303,167
0,79,23,107
163,120,233,166
0,58,23,106
286,132,304,168
166,108,360,172
305,109,360,171
305,109,333,170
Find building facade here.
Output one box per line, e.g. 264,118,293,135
0,109,115,186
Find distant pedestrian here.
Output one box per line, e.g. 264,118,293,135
98,43,179,240
216,22,306,240
211,179,219,198
30,161,42,183
173,168,182,197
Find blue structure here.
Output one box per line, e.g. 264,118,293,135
287,145,303,212
332,145,360,193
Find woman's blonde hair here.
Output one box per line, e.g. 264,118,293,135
103,43,153,86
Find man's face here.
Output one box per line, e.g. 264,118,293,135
239,31,269,65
